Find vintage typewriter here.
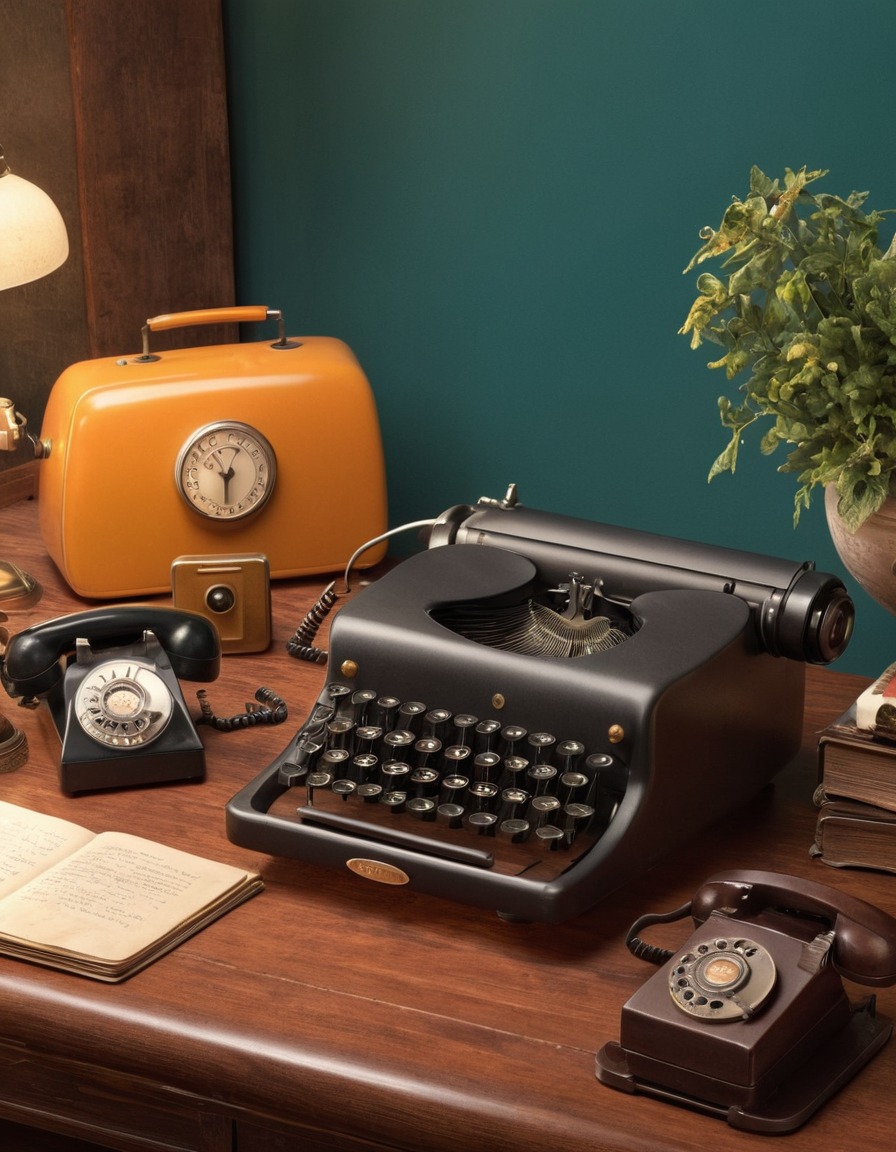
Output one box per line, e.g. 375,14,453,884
226,485,855,922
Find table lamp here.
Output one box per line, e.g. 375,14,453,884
0,142,69,610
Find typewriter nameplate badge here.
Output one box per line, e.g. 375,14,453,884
347,858,411,885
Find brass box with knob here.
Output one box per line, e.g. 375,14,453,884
171,552,272,654
36,306,388,599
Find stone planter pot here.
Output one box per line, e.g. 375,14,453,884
825,485,896,614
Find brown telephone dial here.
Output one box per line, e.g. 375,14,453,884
595,870,896,1133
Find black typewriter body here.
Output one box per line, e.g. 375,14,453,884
226,491,853,923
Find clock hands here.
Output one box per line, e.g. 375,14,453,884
221,467,234,505
210,446,241,504
178,422,275,521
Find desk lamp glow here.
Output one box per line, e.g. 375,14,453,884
0,142,69,609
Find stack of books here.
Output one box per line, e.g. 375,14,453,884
813,663,896,874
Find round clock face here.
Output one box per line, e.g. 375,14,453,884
176,421,277,521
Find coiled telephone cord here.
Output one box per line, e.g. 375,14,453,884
285,582,338,664
625,900,693,966
196,686,288,732
286,518,436,664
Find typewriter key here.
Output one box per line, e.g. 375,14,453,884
351,753,378,783
559,770,591,804
372,696,401,728
423,708,452,739
409,767,440,797
499,787,530,821
474,719,502,752
414,737,442,767
526,763,558,795
439,774,470,805
381,791,407,813
380,760,411,792
527,732,556,764
466,810,497,836
564,802,595,840
585,752,615,774
321,748,350,773
324,718,352,746
528,794,561,827
382,729,415,759
500,755,529,789
499,818,531,843
357,783,383,803
399,700,427,733
407,796,437,821
326,684,352,709
473,751,501,782
306,770,333,801
535,824,566,850
436,802,465,828
468,781,499,813
349,689,377,722
500,725,527,755
442,745,472,769
452,714,479,747
331,779,357,800
556,740,585,771
355,725,383,755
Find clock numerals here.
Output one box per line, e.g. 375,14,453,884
176,422,277,521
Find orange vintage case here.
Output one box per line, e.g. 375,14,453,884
37,306,388,598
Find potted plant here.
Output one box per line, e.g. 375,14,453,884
680,165,896,536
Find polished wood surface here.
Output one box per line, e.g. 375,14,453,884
1,493,895,1152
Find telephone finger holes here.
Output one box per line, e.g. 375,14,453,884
669,937,776,1021
75,661,174,748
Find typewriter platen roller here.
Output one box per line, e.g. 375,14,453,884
226,487,854,922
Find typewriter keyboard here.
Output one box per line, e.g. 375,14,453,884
276,683,627,877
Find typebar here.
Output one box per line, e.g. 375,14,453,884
278,683,627,879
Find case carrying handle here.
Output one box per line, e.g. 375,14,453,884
138,306,297,360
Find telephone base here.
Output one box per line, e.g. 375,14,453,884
595,997,892,1134
57,747,206,796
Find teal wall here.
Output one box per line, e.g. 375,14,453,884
221,0,896,677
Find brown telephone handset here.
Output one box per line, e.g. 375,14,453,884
596,870,896,1134
1,606,221,794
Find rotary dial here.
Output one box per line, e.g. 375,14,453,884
74,661,174,747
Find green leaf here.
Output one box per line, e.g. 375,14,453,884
708,432,742,479
681,165,896,527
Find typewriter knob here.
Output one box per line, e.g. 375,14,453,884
761,568,854,664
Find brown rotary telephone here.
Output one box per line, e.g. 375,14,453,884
596,870,896,1133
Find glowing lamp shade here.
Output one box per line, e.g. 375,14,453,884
0,149,69,291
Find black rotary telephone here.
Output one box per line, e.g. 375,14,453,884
596,870,896,1133
1,606,220,794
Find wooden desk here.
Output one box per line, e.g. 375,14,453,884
1,492,894,1152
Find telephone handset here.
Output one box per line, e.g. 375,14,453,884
688,871,896,987
1,606,221,794
596,870,896,1134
